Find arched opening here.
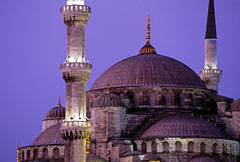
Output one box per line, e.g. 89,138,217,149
188,141,194,153
222,144,227,154
174,92,181,106
151,142,157,153
21,151,25,161
133,143,137,151
42,148,48,159
141,142,147,153
230,145,234,155
27,150,30,160
212,143,218,154
200,142,207,154
53,147,60,159
163,142,169,153
33,149,38,160
159,94,166,106
175,141,182,152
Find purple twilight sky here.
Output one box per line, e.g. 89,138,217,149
0,0,240,161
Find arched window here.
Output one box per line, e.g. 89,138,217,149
175,141,182,152
141,142,147,153
222,144,227,154
230,145,234,155
174,92,181,106
53,147,60,159
188,141,194,153
163,142,169,153
33,149,38,160
212,143,218,154
133,143,137,151
200,142,206,154
159,94,166,106
21,151,25,161
152,142,157,153
42,148,48,159
27,150,30,160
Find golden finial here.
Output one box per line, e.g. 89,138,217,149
17,143,20,162
57,96,62,107
86,137,91,154
106,84,110,94
146,15,151,42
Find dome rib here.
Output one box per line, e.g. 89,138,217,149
141,115,225,139
91,54,206,90
45,106,65,120
93,93,124,107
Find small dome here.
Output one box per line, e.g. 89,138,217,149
87,154,106,162
45,106,65,120
231,98,240,111
93,93,124,107
32,123,63,145
189,156,218,162
141,115,224,139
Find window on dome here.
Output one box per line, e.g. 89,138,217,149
158,94,166,106
27,150,30,160
42,148,48,159
196,95,204,107
33,149,38,160
133,143,137,151
175,141,182,152
141,142,147,153
212,143,218,154
152,142,157,153
21,151,25,161
230,145,234,155
200,142,206,154
140,92,149,106
174,92,181,107
53,147,60,159
163,142,169,153
188,141,194,153
222,144,227,154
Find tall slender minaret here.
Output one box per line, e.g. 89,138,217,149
200,0,222,92
60,0,92,162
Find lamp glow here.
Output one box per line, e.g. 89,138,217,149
67,0,84,5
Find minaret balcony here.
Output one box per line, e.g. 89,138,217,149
61,5,91,13
200,69,222,74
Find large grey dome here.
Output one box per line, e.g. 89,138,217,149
32,123,63,145
141,115,225,139
91,54,206,91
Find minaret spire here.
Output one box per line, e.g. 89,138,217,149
57,96,62,107
205,0,217,39
200,0,222,92
146,16,151,42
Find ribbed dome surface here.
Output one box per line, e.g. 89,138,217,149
45,106,65,120
91,54,206,90
93,93,124,107
141,115,224,139
231,98,240,111
189,156,218,162
87,154,106,162
32,123,63,145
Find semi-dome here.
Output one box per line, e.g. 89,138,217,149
93,93,124,107
231,98,240,111
86,154,106,162
45,98,65,120
141,115,224,139
32,123,63,145
189,156,218,162
91,54,206,91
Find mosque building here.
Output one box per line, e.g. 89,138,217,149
18,0,240,162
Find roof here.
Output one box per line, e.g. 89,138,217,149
45,106,65,120
141,115,225,139
205,0,217,39
91,54,206,90
93,93,124,107
190,156,219,162
231,98,240,111
86,154,106,162
32,123,64,145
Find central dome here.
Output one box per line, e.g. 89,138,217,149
91,54,206,90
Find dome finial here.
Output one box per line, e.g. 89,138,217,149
106,83,110,94
57,96,62,107
146,15,151,42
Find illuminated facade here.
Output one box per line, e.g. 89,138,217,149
19,0,240,162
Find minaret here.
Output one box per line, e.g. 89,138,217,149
60,0,92,162
200,0,222,92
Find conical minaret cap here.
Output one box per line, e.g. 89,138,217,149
139,16,157,54
205,0,217,39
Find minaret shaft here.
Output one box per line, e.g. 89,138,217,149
60,2,92,162
200,0,222,92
